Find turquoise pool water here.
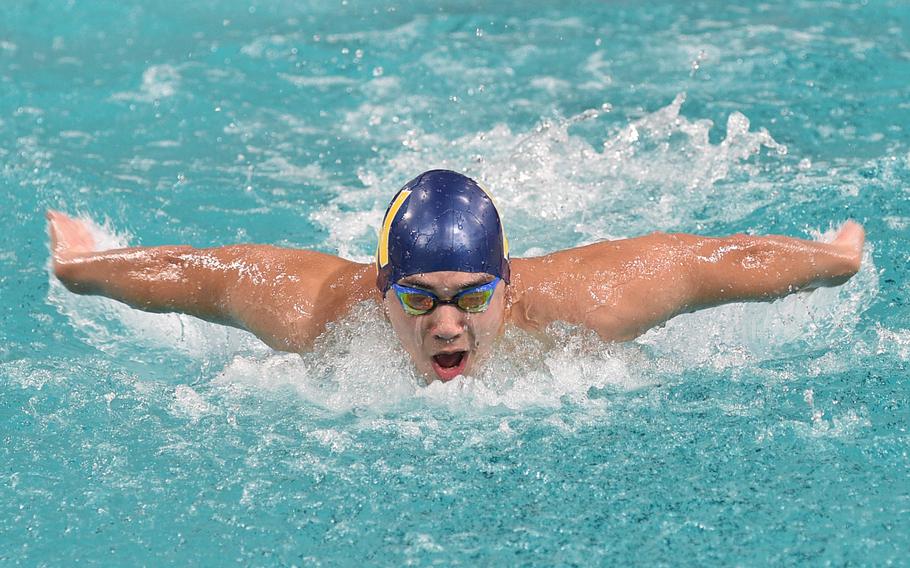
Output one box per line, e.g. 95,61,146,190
2,0,909,564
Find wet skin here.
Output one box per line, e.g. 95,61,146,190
48,211,865,384
383,271,507,382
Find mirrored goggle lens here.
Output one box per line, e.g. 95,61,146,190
456,290,494,312
399,292,435,314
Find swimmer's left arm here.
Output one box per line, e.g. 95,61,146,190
601,222,864,339
511,221,865,341
684,221,865,307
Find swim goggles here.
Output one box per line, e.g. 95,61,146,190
391,277,500,316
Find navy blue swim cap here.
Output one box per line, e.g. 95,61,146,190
376,170,510,293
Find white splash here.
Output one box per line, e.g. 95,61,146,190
322,93,791,259
279,73,357,89
171,385,217,421
45,96,879,416
876,325,910,361
206,304,656,417
111,64,181,103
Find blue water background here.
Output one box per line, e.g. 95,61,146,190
2,0,909,565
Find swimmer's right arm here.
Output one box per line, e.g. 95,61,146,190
48,211,376,351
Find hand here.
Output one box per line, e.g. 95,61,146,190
831,220,865,273
47,210,96,265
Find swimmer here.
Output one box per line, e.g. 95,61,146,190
48,169,866,382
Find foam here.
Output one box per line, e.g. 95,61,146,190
324,17,425,45
239,34,291,60
763,387,874,442
278,73,357,89
170,385,217,422
46,98,879,416
211,302,419,415
211,304,657,416
307,95,877,407
255,156,329,185
322,93,790,260
876,326,910,361
110,64,181,103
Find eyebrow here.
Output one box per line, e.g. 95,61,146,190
400,275,493,292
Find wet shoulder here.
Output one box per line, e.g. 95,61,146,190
505,240,649,332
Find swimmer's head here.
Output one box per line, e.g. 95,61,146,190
376,170,511,383
376,169,510,293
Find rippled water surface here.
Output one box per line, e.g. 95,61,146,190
2,0,909,565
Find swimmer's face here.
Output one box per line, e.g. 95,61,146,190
384,271,507,383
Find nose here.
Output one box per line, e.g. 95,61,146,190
429,304,465,342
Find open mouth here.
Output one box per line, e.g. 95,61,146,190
431,351,468,382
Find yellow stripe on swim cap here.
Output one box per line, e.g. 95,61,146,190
377,189,412,268
475,180,509,259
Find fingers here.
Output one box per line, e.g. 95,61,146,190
835,220,865,249
46,210,97,259
831,220,865,274
47,210,65,254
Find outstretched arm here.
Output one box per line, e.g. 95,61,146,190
510,222,865,341
686,221,864,306
48,211,375,351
